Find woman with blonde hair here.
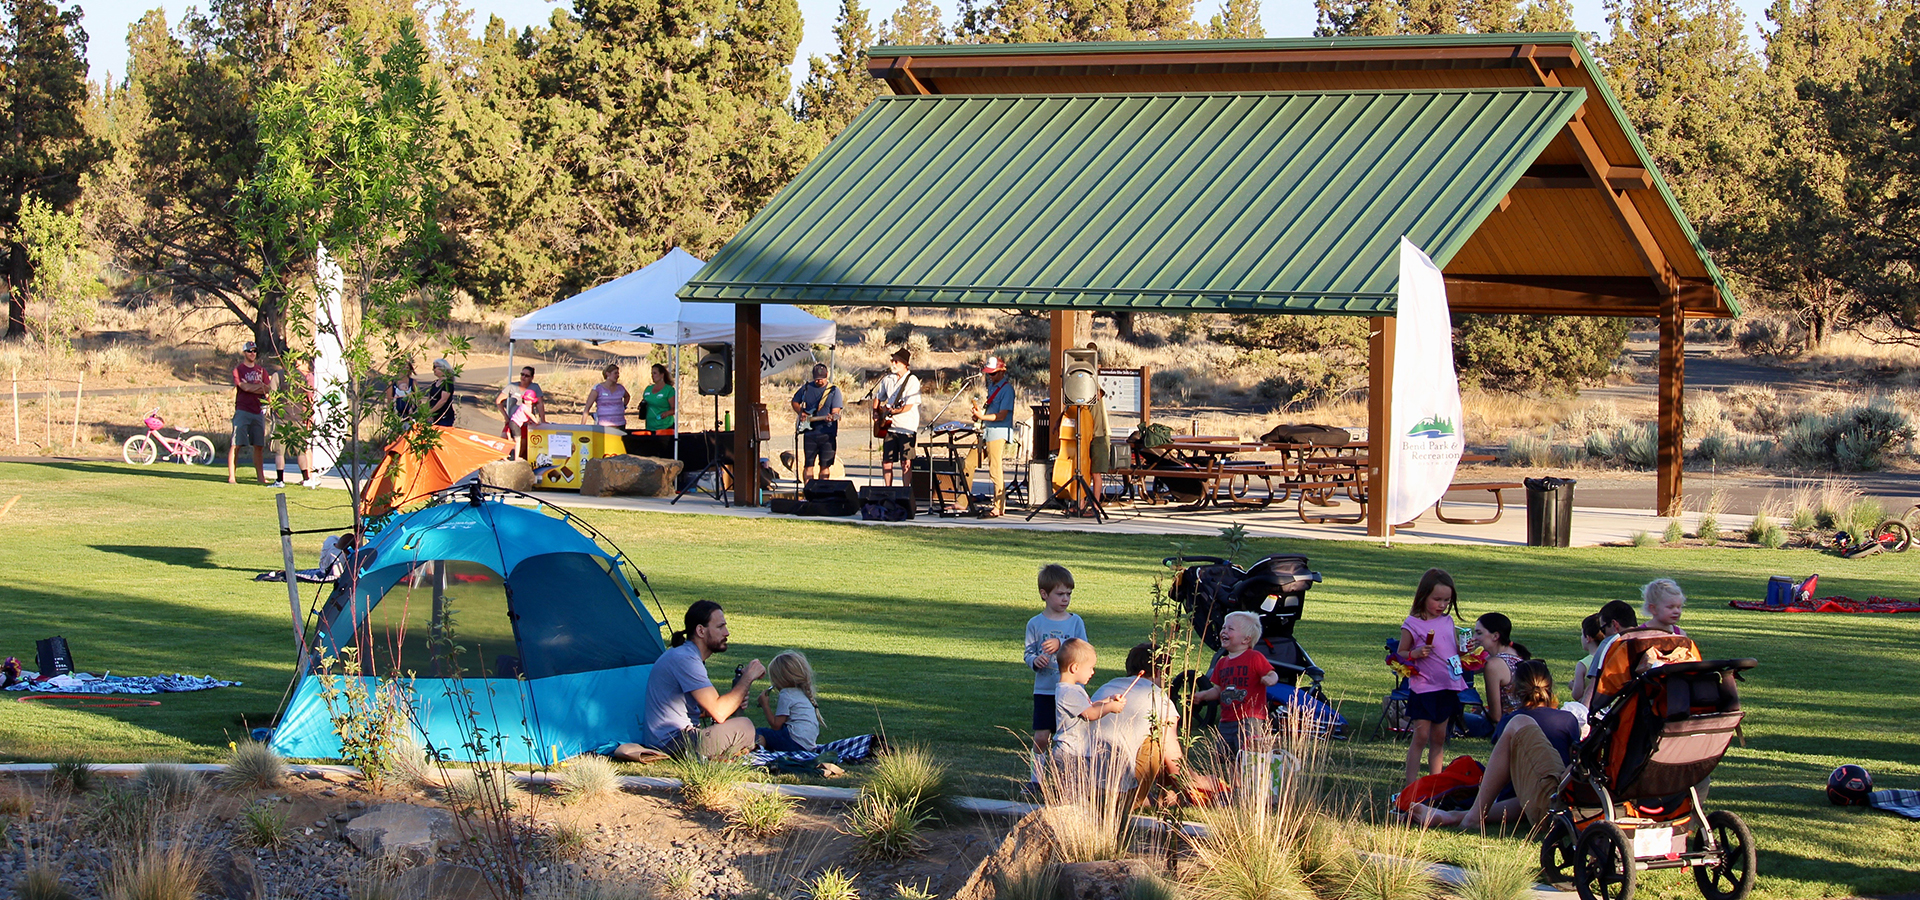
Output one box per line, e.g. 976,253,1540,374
756,650,823,752
583,363,631,428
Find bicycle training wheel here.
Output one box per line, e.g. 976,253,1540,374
123,434,157,466
185,435,216,465
1872,520,1912,553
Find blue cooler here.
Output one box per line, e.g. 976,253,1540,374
1766,576,1795,607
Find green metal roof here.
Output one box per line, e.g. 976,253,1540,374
680,88,1586,313
867,32,1593,58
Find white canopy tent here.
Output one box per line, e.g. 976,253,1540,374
509,247,835,349
504,248,836,461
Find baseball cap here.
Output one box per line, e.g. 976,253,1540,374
981,356,1006,374
242,341,257,352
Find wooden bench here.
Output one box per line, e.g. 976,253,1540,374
1430,481,1524,525
1289,480,1367,524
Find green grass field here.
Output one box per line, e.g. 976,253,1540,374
2,460,1916,898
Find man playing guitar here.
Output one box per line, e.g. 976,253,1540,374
791,363,843,482
874,348,921,487
959,355,1017,517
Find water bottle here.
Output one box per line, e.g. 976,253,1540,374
724,411,733,431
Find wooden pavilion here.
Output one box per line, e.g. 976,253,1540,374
680,34,1737,533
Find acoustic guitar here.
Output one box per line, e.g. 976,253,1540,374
873,405,893,439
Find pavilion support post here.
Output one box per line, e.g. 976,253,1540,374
1367,315,1396,539
1657,298,1684,514
735,304,762,507
1045,311,1091,453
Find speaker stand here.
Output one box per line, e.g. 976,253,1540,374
1024,403,1105,523
670,396,732,507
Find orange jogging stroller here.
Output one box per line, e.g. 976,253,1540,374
1538,630,1757,900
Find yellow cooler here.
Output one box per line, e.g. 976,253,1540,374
527,424,627,490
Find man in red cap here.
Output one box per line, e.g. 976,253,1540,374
960,355,1017,517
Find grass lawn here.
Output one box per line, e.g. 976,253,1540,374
2,460,1916,898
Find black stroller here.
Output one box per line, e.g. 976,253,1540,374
1167,554,1344,737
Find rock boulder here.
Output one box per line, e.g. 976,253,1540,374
477,459,535,492
343,804,459,864
580,455,683,497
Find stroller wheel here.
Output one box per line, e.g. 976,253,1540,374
1539,817,1577,888
1574,821,1636,900
1690,810,1756,900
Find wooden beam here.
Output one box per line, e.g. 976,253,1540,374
1512,176,1593,190
872,57,933,95
1563,117,1681,296
1605,167,1652,190
735,304,762,507
1444,277,1725,316
1367,315,1396,539
1657,297,1684,514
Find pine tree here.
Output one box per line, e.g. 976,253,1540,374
1,0,105,337
881,0,947,43
958,0,1198,43
1731,0,1917,346
1208,0,1265,37
798,0,885,134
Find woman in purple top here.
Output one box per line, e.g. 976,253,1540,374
1398,568,1467,787
582,363,631,428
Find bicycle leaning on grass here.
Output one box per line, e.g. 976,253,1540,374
123,409,216,466
1870,502,1920,553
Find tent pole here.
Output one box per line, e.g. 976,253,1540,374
276,493,310,676
430,560,447,677
671,344,681,462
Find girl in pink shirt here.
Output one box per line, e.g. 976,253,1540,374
1399,568,1468,787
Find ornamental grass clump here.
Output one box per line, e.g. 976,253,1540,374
725,790,798,838
665,753,756,814
1448,845,1538,900
103,837,208,900
218,741,288,790
860,745,950,821
554,755,622,805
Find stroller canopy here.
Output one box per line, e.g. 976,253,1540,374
273,496,666,764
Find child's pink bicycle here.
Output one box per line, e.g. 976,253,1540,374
122,409,216,466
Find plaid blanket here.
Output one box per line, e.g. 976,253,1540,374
1728,595,1920,614
747,733,883,771
1870,789,1920,820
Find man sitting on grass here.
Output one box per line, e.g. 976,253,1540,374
638,600,765,760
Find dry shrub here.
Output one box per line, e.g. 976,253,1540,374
103,838,208,900
1449,844,1539,900
1329,823,1438,900
1036,751,1134,864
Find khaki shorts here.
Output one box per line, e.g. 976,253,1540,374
1507,724,1567,826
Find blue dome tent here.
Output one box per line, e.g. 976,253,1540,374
270,490,667,765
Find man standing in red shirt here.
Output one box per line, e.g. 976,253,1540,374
229,341,271,485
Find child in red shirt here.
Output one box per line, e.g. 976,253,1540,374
1194,610,1279,757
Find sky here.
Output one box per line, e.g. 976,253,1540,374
76,0,1780,92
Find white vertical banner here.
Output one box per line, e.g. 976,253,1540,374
311,245,349,474
1386,237,1465,525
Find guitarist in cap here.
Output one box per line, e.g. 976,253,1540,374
958,355,1016,517
874,348,921,487
791,363,843,482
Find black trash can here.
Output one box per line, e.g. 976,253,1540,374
1524,477,1577,547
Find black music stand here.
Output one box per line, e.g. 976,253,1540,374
671,395,732,507
1025,403,1105,523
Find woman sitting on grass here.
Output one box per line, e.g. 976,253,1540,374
1411,659,1579,831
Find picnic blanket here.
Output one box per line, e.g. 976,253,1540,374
1728,595,1920,614
1869,789,1920,820
747,733,884,771
2,671,242,694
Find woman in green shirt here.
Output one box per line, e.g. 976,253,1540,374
642,363,676,432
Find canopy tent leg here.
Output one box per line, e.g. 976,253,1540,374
1657,298,1685,514
430,560,447,677
1367,315,1396,540
735,304,762,506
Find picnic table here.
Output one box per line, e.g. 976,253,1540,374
1111,436,1512,524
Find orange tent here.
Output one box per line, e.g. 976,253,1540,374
362,427,515,518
